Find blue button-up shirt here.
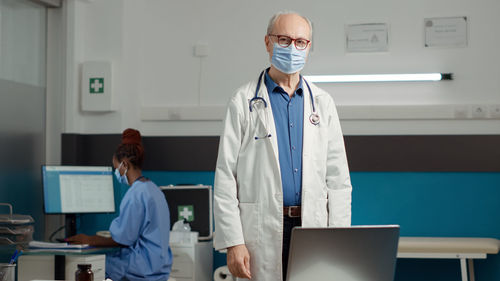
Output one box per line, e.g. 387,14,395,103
264,70,304,206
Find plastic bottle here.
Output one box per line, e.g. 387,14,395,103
181,218,191,243
182,218,191,231
172,218,192,243
75,264,93,281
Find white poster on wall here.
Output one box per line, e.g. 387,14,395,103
424,17,468,48
346,23,389,53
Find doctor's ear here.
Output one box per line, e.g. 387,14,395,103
264,35,272,53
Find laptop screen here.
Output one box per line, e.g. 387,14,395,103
287,225,400,281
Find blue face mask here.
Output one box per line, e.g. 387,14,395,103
271,43,307,74
114,162,129,186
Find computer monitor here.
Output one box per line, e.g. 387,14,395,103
42,165,115,214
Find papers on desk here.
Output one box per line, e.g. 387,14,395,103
28,240,90,250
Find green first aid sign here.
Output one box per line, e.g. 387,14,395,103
89,77,104,94
178,205,194,222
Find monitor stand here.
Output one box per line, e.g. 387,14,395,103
65,214,77,237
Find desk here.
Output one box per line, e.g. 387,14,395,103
397,237,500,281
18,248,118,281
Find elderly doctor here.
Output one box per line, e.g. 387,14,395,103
214,11,352,281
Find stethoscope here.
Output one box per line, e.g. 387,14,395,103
249,70,320,140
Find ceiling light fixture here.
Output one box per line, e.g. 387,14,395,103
303,73,453,83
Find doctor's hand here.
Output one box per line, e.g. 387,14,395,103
227,244,252,279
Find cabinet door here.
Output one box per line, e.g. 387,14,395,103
18,255,54,281
171,246,195,279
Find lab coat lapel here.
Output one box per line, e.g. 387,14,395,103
302,78,315,195
256,75,280,172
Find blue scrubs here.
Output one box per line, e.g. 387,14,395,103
106,180,173,281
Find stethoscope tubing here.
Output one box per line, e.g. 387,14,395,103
249,70,319,123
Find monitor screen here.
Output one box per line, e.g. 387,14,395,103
42,165,115,214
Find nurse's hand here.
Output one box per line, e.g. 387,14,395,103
66,234,120,247
66,233,92,245
227,244,252,279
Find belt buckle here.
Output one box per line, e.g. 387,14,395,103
288,206,300,218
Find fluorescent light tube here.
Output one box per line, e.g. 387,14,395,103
303,73,453,83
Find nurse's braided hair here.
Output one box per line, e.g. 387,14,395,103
114,128,145,169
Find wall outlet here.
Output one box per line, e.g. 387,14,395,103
470,105,488,119
489,105,500,119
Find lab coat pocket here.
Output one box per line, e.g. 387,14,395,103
238,202,260,245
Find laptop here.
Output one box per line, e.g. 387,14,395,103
286,225,400,281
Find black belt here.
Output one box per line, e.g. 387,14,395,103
283,206,301,218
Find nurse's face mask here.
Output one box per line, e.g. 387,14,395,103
114,161,129,186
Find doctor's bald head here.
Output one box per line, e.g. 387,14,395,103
266,11,313,40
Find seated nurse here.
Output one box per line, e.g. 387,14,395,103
67,128,173,281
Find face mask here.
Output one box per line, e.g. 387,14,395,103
271,43,307,74
114,162,129,186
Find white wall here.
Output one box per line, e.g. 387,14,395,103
51,0,500,137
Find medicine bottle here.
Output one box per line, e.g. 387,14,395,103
75,264,94,281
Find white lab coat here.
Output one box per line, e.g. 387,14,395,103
214,71,352,281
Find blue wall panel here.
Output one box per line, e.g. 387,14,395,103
352,172,500,281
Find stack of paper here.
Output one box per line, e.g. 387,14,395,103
28,240,90,249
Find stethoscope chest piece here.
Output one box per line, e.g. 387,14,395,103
309,112,320,125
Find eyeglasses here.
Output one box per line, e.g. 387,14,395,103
268,34,310,50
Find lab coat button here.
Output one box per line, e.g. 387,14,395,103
294,168,298,173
